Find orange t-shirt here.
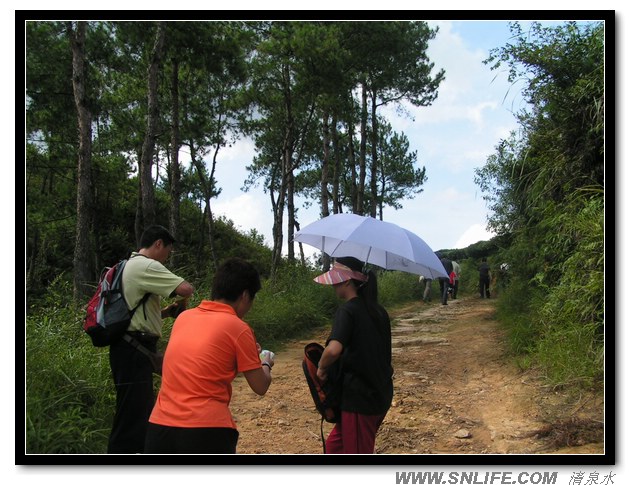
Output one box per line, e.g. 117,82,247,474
149,300,262,429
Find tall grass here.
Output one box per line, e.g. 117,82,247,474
533,197,605,387
25,276,114,453
246,264,339,348
496,279,545,356
377,270,423,308
494,196,604,389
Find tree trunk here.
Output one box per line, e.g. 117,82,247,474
134,158,143,247
320,111,331,271
369,89,379,219
196,199,206,279
204,197,219,272
273,62,292,272
284,63,296,264
331,112,341,215
68,21,94,301
189,141,219,271
346,111,358,214
26,226,39,295
139,22,165,229
320,111,331,219
289,101,316,264
295,220,306,266
287,168,296,263
357,83,368,215
169,58,181,265
270,162,287,278
272,153,288,273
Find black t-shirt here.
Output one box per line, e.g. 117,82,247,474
327,297,394,415
478,262,490,278
441,257,454,275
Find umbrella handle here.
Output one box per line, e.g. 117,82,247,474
364,247,372,271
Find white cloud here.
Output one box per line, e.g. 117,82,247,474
466,101,498,129
436,187,466,204
220,137,257,163
454,223,495,249
213,193,271,245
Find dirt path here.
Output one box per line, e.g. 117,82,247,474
230,296,604,455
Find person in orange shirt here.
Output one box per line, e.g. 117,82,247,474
144,257,274,454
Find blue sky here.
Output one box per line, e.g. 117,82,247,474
211,20,536,257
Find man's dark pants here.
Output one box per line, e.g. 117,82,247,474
438,277,449,305
108,336,157,454
479,276,491,298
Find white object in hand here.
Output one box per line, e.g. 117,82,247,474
260,350,275,361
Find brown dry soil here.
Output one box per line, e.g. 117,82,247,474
229,296,604,455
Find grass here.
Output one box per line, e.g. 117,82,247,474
26,277,115,453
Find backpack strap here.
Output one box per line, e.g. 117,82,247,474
123,254,152,320
131,292,151,320
122,333,154,356
320,416,326,454
121,333,163,375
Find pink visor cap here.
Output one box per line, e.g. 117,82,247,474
314,261,369,285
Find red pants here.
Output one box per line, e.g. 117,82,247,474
325,411,387,454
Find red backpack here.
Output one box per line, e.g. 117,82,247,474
303,342,342,452
83,260,148,347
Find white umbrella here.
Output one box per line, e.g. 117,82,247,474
293,213,448,279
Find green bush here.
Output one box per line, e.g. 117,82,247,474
458,258,481,297
533,197,604,387
246,264,339,348
496,279,545,355
26,275,114,453
378,270,423,308
494,196,604,389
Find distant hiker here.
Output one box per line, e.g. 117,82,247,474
438,253,453,305
451,260,461,299
108,225,194,454
419,275,432,302
144,257,273,454
312,257,393,454
478,257,491,298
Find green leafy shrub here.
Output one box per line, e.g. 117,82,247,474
533,196,604,387
494,195,604,389
378,270,423,308
496,279,545,356
246,264,339,348
459,258,482,297
26,275,114,453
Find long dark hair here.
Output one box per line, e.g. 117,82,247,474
335,257,383,323
355,268,383,323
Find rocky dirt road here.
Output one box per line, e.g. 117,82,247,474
229,296,604,456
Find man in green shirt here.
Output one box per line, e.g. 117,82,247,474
108,225,194,454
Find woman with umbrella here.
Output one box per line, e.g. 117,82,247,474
314,256,394,454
